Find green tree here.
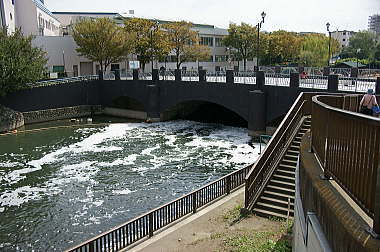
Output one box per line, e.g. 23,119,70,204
163,21,211,70
124,18,171,71
72,18,131,73
261,31,303,65
0,29,47,96
299,33,340,67
340,31,378,60
223,23,257,71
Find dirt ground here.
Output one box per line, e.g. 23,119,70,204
130,188,292,252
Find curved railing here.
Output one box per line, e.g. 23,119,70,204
245,92,314,209
311,94,380,233
66,165,251,252
30,75,99,87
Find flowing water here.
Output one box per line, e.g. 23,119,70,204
0,119,261,251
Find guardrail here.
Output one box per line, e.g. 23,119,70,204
31,75,99,87
66,165,251,252
234,71,256,84
299,76,328,90
206,71,226,83
264,73,290,86
311,94,380,234
245,92,313,209
338,77,376,92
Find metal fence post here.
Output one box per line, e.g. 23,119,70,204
226,176,231,194
149,212,154,238
192,193,197,213
89,241,95,252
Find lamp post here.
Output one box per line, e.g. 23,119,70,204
256,11,266,71
326,22,331,67
356,48,361,69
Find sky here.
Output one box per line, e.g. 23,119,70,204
45,0,380,33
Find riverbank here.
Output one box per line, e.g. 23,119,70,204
0,105,24,133
128,188,292,252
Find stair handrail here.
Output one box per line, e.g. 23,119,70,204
245,92,311,209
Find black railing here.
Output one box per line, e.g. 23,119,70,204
66,165,251,252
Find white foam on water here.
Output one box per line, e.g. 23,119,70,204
0,161,21,168
113,188,133,195
0,186,47,207
97,154,138,167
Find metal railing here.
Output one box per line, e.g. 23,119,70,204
234,71,256,84
30,75,99,87
245,92,313,209
330,68,351,77
299,76,328,90
206,71,226,83
181,71,199,82
159,70,175,81
67,165,251,252
338,77,376,93
265,73,290,86
311,94,380,233
359,69,380,79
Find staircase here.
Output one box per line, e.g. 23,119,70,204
252,117,311,219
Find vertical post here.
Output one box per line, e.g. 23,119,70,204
226,176,231,194
248,90,266,136
199,69,206,82
175,69,181,81
290,72,300,89
98,70,104,81
133,69,139,81
372,128,380,235
115,70,121,80
152,69,159,82
149,212,154,237
350,67,358,78
328,31,331,66
376,77,380,95
256,71,265,90
192,193,197,213
322,110,331,179
89,241,95,252
226,70,234,84
327,74,339,92
323,67,330,77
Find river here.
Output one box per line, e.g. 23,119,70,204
0,119,261,251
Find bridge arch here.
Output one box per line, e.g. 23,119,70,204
160,99,248,127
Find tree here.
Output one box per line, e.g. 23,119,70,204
298,33,340,67
340,31,378,60
72,18,131,73
163,21,211,70
261,31,303,65
124,18,171,71
223,23,257,71
0,29,47,96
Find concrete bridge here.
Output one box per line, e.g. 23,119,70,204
2,70,380,135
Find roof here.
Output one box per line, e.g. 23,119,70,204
52,11,121,16
33,0,60,22
336,61,366,68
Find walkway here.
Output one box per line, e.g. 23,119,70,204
126,188,290,252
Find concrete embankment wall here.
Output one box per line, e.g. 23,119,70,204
0,106,25,133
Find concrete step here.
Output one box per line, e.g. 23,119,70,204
263,190,295,201
284,154,298,160
256,202,294,213
270,179,295,188
281,159,298,166
278,163,296,172
266,185,295,195
260,196,294,206
276,169,296,177
253,205,294,219
272,174,295,183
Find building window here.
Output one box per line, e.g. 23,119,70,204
215,37,224,47
215,55,227,62
200,37,214,47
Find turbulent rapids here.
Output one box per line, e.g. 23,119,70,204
0,120,261,251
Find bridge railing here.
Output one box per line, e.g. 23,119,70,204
206,71,226,83
264,73,290,86
234,71,256,84
338,77,376,93
245,92,314,209
30,75,99,87
299,75,328,90
181,71,199,82
66,165,251,252
311,94,380,234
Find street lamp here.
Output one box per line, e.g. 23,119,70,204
256,11,266,71
326,22,331,67
356,48,361,69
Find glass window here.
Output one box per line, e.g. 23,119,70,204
200,37,214,47
215,37,224,47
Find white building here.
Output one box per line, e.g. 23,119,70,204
0,0,16,33
369,14,380,36
14,0,60,36
330,30,355,48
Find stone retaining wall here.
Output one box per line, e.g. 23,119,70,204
0,106,25,133
23,105,103,124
